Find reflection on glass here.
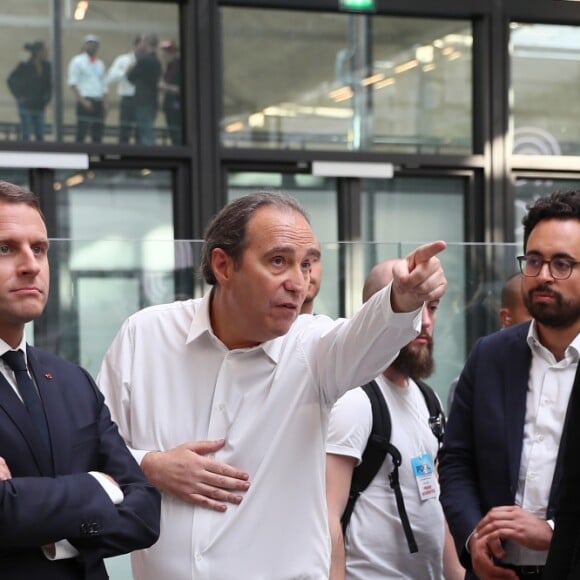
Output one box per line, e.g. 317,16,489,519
511,23,580,156
221,8,472,153
0,0,180,145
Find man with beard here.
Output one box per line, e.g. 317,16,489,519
325,260,464,580
439,189,580,580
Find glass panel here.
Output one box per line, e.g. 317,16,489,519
51,168,176,373
43,239,519,432
62,0,181,145
0,1,181,145
227,172,340,317
0,1,52,142
221,7,472,153
360,177,465,409
511,23,580,156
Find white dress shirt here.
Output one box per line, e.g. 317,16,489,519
98,283,421,580
106,52,136,96
503,321,580,565
67,52,107,98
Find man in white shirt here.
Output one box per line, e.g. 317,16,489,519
326,260,464,580
106,35,141,144
98,190,447,580
68,34,108,143
439,189,580,579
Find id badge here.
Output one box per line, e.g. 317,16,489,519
411,452,437,501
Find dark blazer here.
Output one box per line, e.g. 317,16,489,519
543,363,580,579
0,345,160,579
438,322,566,575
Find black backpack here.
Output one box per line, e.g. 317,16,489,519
340,378,445,553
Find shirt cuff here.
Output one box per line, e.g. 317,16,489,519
89,471,124,505
43,540,79,560
547,519,555,530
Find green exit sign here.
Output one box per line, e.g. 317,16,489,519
339,0,376,12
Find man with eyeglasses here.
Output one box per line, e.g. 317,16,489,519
439,190,580,580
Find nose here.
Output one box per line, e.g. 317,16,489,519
18,247,41,275
537,260,555,282
284,263,309,294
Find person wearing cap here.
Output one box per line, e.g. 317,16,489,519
106,35,142,144
67,34,108,143
159,40,181,145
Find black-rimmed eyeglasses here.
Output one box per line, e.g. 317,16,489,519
517,255,580,280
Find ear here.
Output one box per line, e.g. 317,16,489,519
498,308,512,328
211,247,234,286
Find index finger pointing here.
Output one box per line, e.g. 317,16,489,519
407,240,447,269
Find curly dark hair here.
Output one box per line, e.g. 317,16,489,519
200,191,309,285
523,190,580,251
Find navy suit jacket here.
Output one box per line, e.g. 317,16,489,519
438,322,567,573
0,345,160,579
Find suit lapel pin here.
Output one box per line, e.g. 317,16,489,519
44,373,53,379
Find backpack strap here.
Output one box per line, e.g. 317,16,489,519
340,380,418,553
414,378,446,448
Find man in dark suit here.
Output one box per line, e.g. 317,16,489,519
0,180,160,578
439,189,580,579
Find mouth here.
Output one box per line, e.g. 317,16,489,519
12,287,43,296
276,302,298,311
532,291,557,303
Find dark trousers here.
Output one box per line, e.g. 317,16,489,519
75,98,104,143
118,96,137,144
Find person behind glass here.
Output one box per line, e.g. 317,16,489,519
7,41,52,142
326,260,464,580
159,40,181,145
67,34,108,143
127,33,162,145
299,239,321,314
446,272,531,411
439,190,580,579
97,191,447,580
106,35,142,144
0,180,160,578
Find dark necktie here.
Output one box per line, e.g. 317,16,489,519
2,349,51,452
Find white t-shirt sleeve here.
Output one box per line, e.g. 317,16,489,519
326,387,373,465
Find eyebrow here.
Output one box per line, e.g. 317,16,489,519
527,250,577,260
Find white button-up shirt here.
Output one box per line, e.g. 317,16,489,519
504,321,580,565
106,51,136,97
98,283,421,580
67,52,107,98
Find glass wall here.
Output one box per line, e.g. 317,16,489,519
221,7,472,153
51,167,175,372
511,23,580,156
0,0,181,145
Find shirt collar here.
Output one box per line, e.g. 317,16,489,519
0,335,28,363
526,319,580,363
186,290,283,364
